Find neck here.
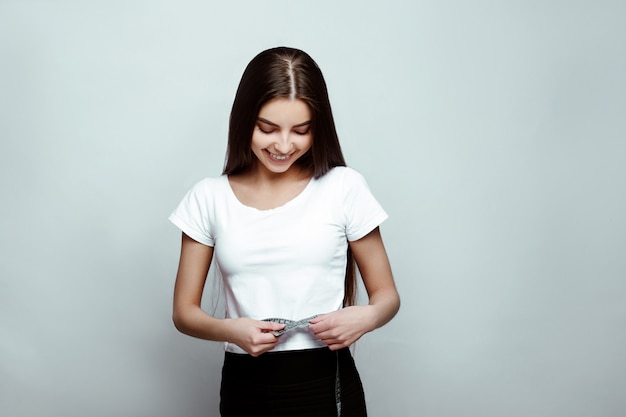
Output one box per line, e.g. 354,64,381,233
248,163,312,186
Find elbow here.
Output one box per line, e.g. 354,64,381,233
172,313,181,331
172,310,187,334
370,288,401,326
394,293,401,315
387,289,401,320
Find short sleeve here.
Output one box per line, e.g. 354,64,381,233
342,168,389,241
168,179,215,247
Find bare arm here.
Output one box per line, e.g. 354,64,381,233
309,227,400,349
172,233,284,356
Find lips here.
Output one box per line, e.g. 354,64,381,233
267,150,291,162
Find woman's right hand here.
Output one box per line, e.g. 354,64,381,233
226,318,285,357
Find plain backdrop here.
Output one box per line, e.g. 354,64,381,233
1,1,625,416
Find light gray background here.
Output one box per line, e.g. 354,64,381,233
1,1,625,416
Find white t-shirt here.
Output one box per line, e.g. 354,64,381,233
169,166,388,353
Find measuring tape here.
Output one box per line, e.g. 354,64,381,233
262,315,342,416
262,315,319,336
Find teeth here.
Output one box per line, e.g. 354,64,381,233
271,153,289,160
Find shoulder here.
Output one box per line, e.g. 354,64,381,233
194,175,228,188
186,175,229,196
173,176,231,211
319,166,366,184
311,167,375,205
318,167,371,194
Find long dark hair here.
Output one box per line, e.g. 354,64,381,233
223,47,346,179
222,47,357,306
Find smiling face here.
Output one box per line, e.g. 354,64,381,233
250,98,313,177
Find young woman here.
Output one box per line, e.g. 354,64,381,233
169,47,400,417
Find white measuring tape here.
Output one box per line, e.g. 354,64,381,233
262,315,342,416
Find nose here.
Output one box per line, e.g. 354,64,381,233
273,133,294,154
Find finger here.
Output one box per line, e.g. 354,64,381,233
308,314,328,325
248,342,277,357
326,343,348,351
250,333,282,350
322,335,352,348
310,323,338,337
258,330,283,341
317,333,342,343
308,321,331,334
258,321,286,331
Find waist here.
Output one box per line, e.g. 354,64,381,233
223,347,342,385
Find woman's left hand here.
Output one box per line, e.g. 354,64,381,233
308,306,376,350
310,227,400,351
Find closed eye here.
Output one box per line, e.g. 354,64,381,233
257,117,311,135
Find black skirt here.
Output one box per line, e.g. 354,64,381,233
220,347,367,417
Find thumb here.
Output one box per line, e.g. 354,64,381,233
308,314,326,324
259,320,286,331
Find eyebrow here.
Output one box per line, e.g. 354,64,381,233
257,118,312,128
